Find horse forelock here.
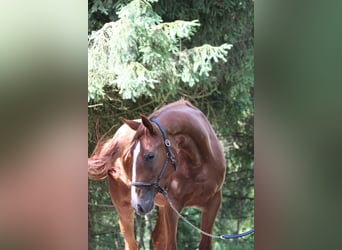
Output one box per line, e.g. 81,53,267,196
130,122,155,144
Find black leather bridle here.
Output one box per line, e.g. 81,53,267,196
131,118,177,194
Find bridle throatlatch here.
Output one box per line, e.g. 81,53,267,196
130,117,176,194
130,117,254,240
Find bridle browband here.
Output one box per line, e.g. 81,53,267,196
131,117,176,194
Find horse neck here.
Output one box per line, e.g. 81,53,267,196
156,110,217,159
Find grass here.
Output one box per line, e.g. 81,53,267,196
213,241,254,250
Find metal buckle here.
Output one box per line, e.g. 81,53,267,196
165,139,171,147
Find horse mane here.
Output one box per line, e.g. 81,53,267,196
152,98,197,117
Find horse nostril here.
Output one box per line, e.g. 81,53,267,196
137,204,145,214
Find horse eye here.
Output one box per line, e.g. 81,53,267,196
143,152,155,161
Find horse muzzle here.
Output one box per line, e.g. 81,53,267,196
131,188,155,216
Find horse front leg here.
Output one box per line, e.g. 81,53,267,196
162,203,182,250
198,191,222,250
109,179,137,250
117,207,137,250
151,206,166,250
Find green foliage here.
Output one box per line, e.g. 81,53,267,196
88,179,124,249
88,0,254,249
88,0,232,102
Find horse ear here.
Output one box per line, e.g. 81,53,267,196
120,117,141,131
141,115,155,134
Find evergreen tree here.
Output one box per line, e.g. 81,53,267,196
88,0,232,102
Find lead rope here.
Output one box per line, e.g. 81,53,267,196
162,190,254,240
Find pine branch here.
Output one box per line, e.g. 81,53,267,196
88,0,232,103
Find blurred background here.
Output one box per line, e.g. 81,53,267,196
0,0,88,249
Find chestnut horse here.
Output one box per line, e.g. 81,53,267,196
88,100,225,250
88,121,139,249
88,120,169,249
122,99,226,250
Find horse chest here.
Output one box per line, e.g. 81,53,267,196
168,175,214,202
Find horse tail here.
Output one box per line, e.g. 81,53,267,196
88,121,136,181
88,157,109,180
88,137,117,180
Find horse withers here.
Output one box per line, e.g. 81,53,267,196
123,99,226,250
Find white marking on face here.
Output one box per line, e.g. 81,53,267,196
131,141,140,204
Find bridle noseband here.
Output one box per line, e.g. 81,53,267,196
131,118,176,194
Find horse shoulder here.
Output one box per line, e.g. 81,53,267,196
173,134,202,169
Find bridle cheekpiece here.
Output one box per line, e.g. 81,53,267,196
131,117,177,194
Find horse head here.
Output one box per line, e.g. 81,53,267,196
122,115,175,216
